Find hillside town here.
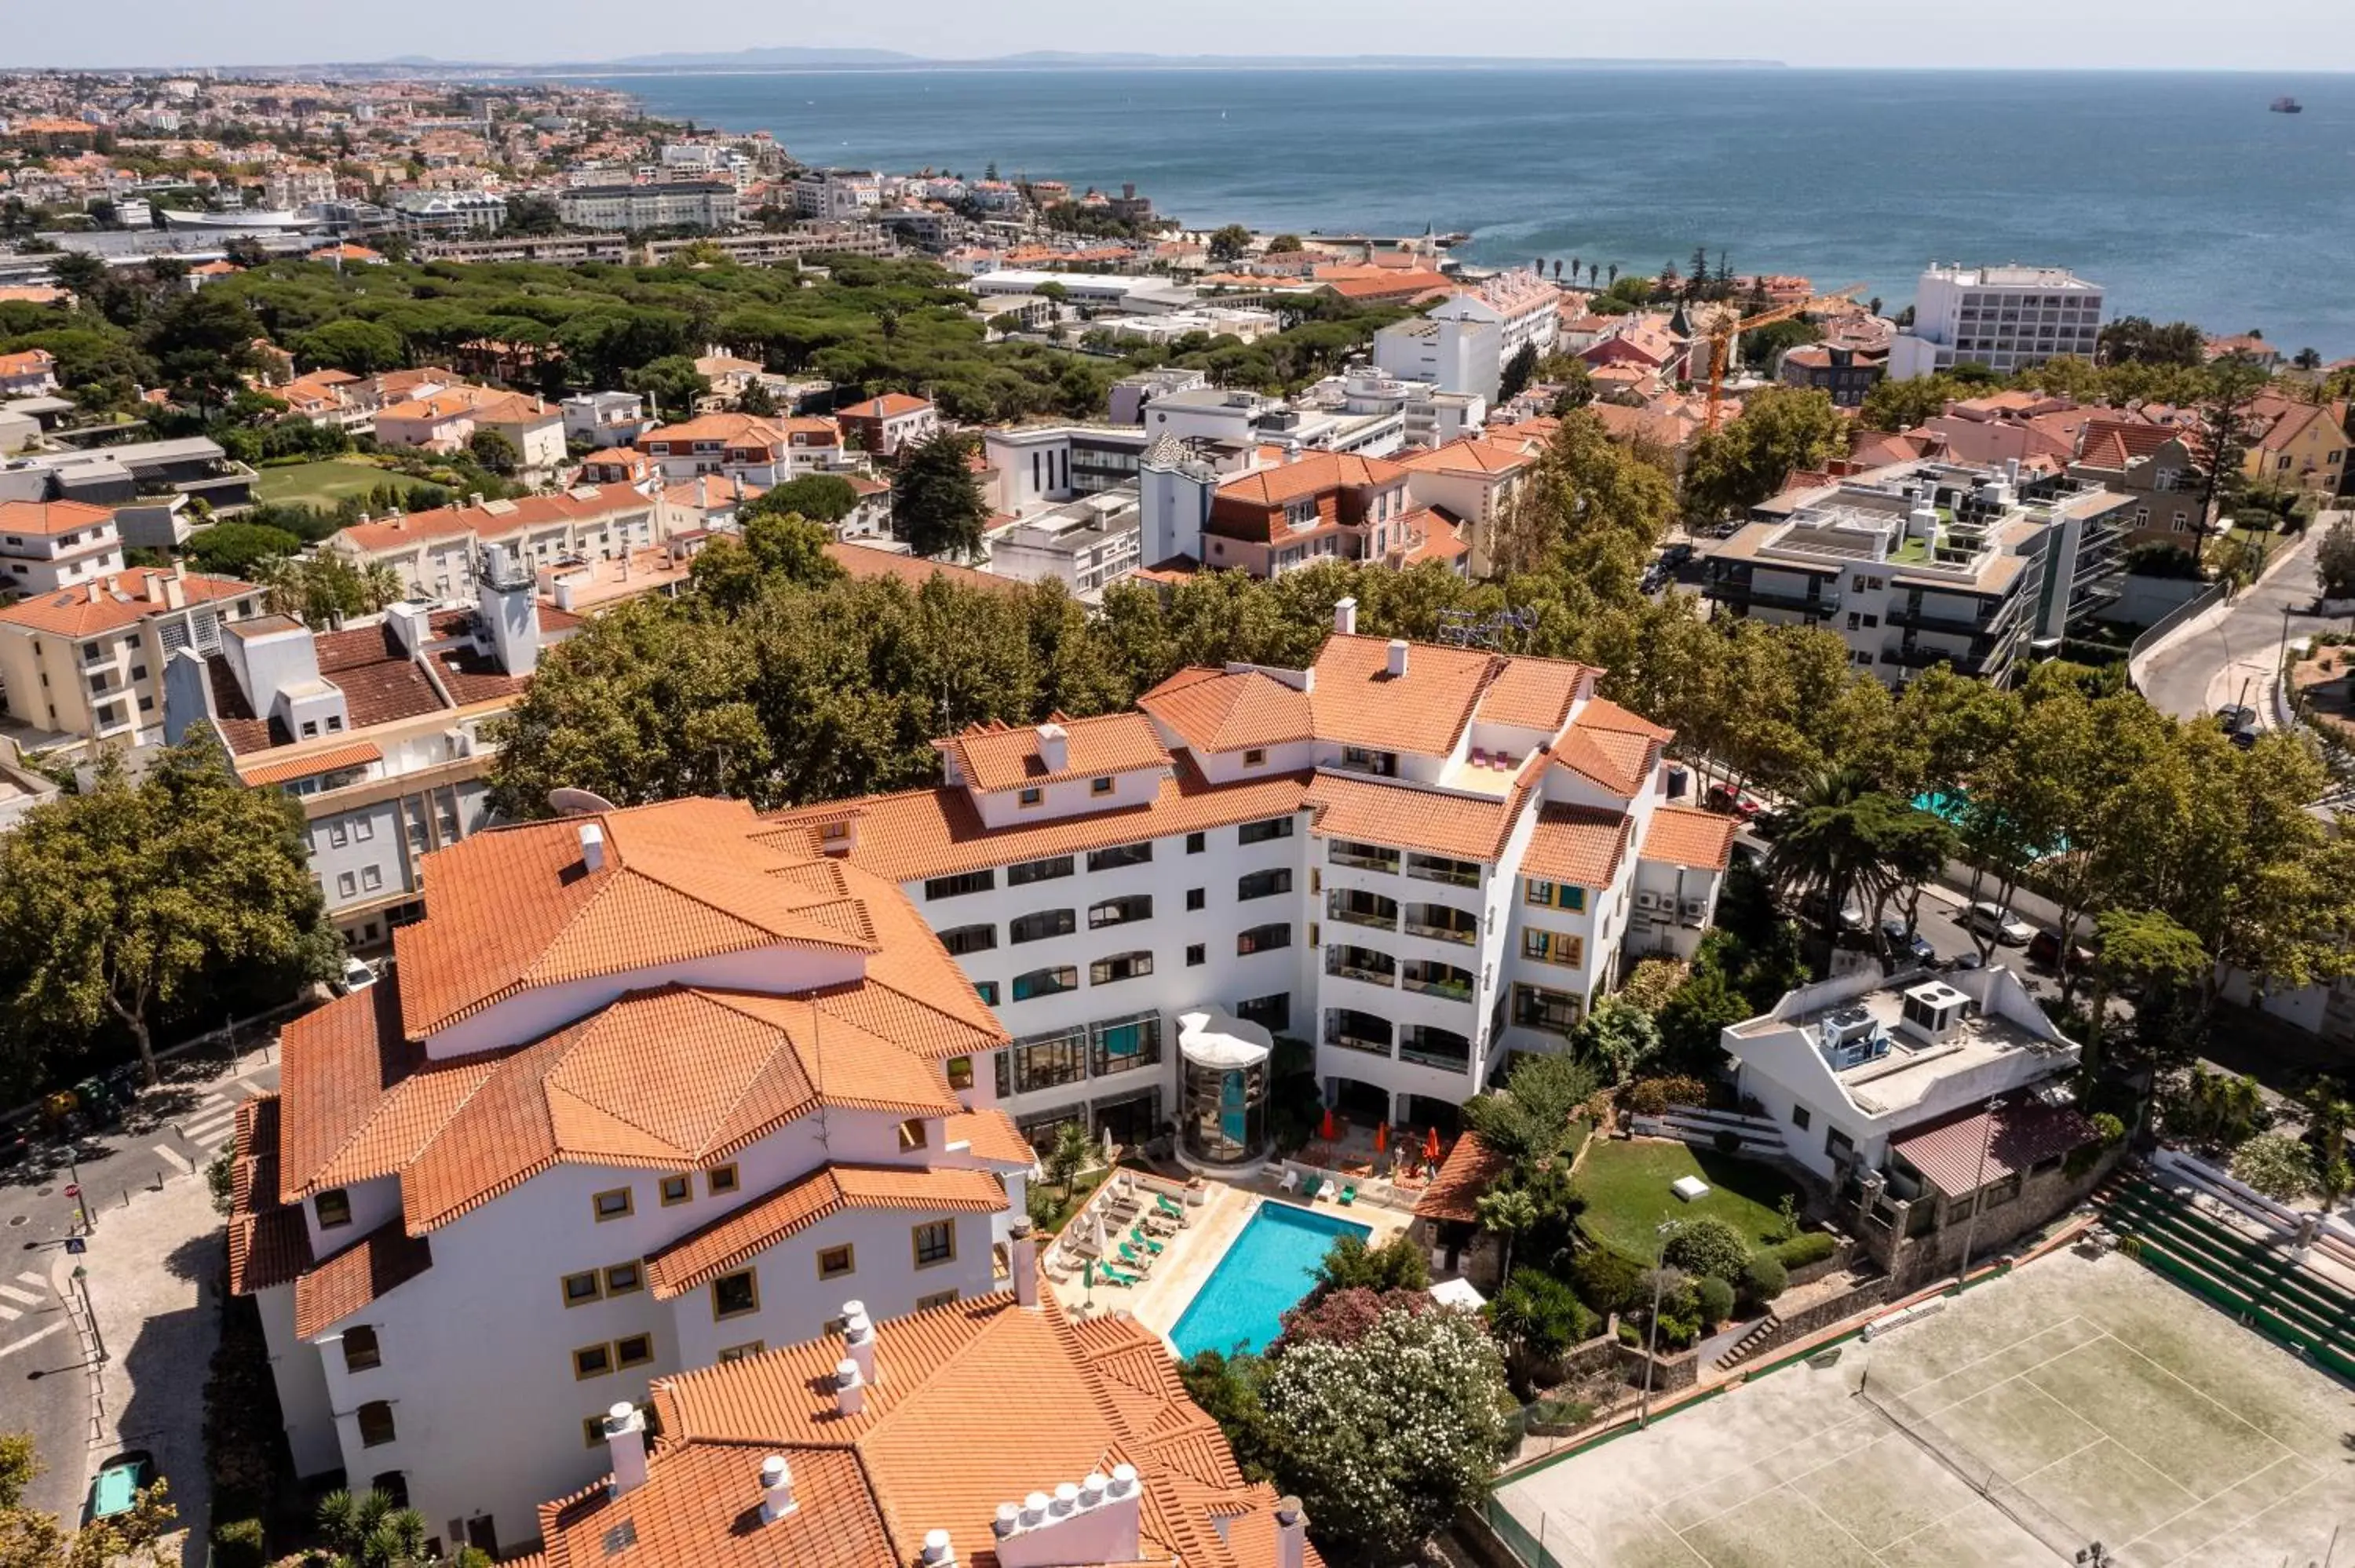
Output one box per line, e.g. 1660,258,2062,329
0,66,2352,1568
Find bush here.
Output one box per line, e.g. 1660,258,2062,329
1276,1286,1433,1351
1693,1274,1736,1328
1522,1397,1595,1436
1619,957,1687,1015
1662,1216,1750,1282
1772,1232,1836,1269
1492,1268,1597,1362
2230,1132,2317,1201
1570,1246,1648,1315
1739,1254,1789,1306
211,1517,266,1568
1625,1074,1711,1116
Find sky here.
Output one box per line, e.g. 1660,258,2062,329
14,0,2355,71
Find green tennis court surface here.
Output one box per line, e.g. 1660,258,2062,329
1492,1249,2352,1567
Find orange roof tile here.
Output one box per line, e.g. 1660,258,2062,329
236,738,382,787
293,1219,433,1339
333,483,648,556
644,1162,1007,1298
1521,804,1634,887
1397,439,1538,480
1137,666,1316,753
1216,451,1407,509
0,567,254,637
0,498,112,538
1414,1130,1506,1223
1476,657,1592,731
1304,771,1525,863
939,710,1171,793
1308,633,1497,756
838,392,933,420
1639,804,1736,871
823,541,1017,593
943,1107,1038,1168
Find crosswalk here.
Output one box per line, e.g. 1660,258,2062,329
177,1088,246,1156
0,1268,52,1324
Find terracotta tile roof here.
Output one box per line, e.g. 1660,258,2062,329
1308,633,1498,756
1575,695,1674,744
227,1096,313,1296
332,483,648,556
394,800,878,1041
1552,717,1659,798
431,643,531,709
1397,439,1537,479
838,392,933,420
0,567,253,637
644,1163,1007,1298
1889,1099,2096,1195
943,1107,1038,1168
1415,1130,1506,1223
236,738,382,787
1475,656,1592,731
1137,666,1316,753
538,1291,1309,1568
1638,804,1736,871
758,752,1312,884
1304,771,1525,863
822,542,1018,594
1521,804,1634,888
308,623,447,728
0,498,112,538
939,711,1172,793
293,1219,434,1339
1215,451,1407,509
639,411,787,449
2074,418,2182,471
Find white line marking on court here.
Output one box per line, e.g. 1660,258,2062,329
0,1304,18,1322
0,1318,66,1360
2119,1452,2320,1563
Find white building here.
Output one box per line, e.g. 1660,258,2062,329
981,424,1157,513
1372,312,1506,400
1091,307,1281,347
323,485,660,604
766,611,1736,1150
0,498,125,594
560,391,649,450
389,192,506,237
557,182,736,232
969,271,1193,314
791,168,882,221
983,490,1142,603
1889,264,2105,381
228,795,1038,1559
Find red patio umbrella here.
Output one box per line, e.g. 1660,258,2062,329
1374,1121,1389,1153
1320,1107,1336,1142
1423,1126,1442,1161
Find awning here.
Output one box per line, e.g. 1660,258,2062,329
1889,1098,2096,1196
236,738,382,788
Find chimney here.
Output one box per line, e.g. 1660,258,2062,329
1035,722,1068,774
143,572,166,605
603,1402,648,1497
1010,1220,1039,1308
87,580,104,603
758,1455,797,1522
579,821,606,873
466,491,484,510
1276,1497,1307,1568
994,1466,1141,1568
1386,638,1409,677
920,1529,958,1566
1332,596,1357,636
834,1357,866,1417
173,559,188,582
841,1301,878,1387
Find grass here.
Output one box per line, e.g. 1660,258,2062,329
250,458,440,510
1889,535,1931,564
1573,1137,1802,1260
1028,1165,1112,1235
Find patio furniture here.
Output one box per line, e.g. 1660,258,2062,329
1116,1243,1155,1272
1154,1193,1186,1219
1300,1174,1324,1202
1276,1169,1299,1194
1338,1183,1358,1206
1127,1228,1164,1255
1097,1264,1138,1288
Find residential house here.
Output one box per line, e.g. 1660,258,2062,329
1398,438,1539,577
557,182,736,232
637,413,851,484
373,385,566,472
559,392,648,450
0,563,265,745
0,348,59,396
1779,342,1886,407
278,370,380,433
2068,421,2205,552
575,448,652,487
1372,312,1505,399
2241,393,2350,497
836,393,940,459
0,498,125,594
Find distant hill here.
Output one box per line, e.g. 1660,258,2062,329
591,49,1780,71
612,46,922,67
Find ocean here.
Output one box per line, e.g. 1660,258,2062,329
586,67,2355,356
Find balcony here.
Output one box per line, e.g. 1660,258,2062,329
1328,842,1402,874
1327,890,1399,932
1400,959,1476,1002
1324,1009,1393,1058
1882,600,2009,638
1710,580,1838,618
1399,1027,1472,1074
1403,903,1479,946
1324,946,1397,986
1404,852,1481,888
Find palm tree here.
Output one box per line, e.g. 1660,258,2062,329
1048,1119,1095,1199
1475,1186,1539,1286
318,1486,434,1568
1762,766,1909,959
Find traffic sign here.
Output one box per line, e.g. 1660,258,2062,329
61,1183,78,1198
64,1236,85,1255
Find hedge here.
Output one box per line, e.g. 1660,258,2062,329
1772,1232,1837,1269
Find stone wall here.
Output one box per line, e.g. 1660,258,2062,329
1730,1271,1892,1369
1784,1228,1860,1289
1869,1149,2118,1293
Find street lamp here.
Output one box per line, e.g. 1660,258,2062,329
1638,1216,1681,1428
1955,1095,2008,1284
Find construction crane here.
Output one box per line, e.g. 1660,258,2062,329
1702,281,1870,431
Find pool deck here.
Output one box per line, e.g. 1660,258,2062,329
1046,1168,1413,1348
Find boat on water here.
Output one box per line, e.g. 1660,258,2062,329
2270,96,2303,114
158,207,313,232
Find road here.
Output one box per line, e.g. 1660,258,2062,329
2137,521,2335,729
2,1040,281,1545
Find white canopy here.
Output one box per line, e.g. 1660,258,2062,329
1176,1008,1272,1070
1429,1276,1487,1311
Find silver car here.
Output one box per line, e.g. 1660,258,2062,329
1964,901,2033,946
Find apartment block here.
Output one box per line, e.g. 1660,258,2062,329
636,411,853,483
323,485,659,603
1889,264,2105,380
0,498,124,593
557,181,737,232
0,563,265,744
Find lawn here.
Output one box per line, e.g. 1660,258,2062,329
1574,1137,1801,1260
250,459,440,511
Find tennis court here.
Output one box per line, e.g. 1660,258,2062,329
1492,1248,2353,1567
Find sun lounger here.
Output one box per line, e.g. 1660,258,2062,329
1116,1243,1154,1272
1338,1183,1357,1206
1299,1174,1324,1202
1097,1265,1137,1288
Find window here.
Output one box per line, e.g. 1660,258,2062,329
1090,776,1115,796
316,1188,353,1229
604,1261,644,1296
582,1417,609,1449
925,869,995,901
1087,842,1152,872
716,1341,765,1364
592,1187,633,1222
1010,909,1075,944
1186,888,1206,911
710,1269,760,1320
1238,815,1294,845
946,1055,974,1090
336,872,357,899
357,1401,396,1448
1237,923,1291,955
659,1175,692,1207
705,1165,739,1197
1185,833,1206,855
898,1118,929,1150
352,817,374,841
615,1333,655,1369
975,981,1000,1005
915,1289,959,1311
330,822,350,848
1237,868,1291,900
1017,787,1043,808
1011,1026,1086,1091
911,1220,956,1267
341,1325,382,1373
1090,951,1152,986
371,1471,408,1510
1186,943,1206,966
1826,1127,1856,1162
362,866,383,892
1791,1105,1812,1131
574,1344,614,1380
940,924,997,956
1089,895,1152,928
1521,930,1584,968
1243,748,1266,767
1236,993,1292,1033
562,1271,603,1307
1012,965,1078,1001
817,1245,856,1280
1512,983,1581,1035
1009,855,1073,885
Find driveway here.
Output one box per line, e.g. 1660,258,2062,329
2137,522,2332,729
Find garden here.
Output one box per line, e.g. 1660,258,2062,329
250,458,447,511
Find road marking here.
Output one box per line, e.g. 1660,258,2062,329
155,1144,194,1175
12,1271,42,1288
0,1318,66,1360
0,1303,17,1322
0,1285,41,1306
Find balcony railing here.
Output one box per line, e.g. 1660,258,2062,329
1401,973,1475,1002
1324,952,1397,986
1324,1029,1392,1057
1400,1041,1472,1073
1404,855,1481,888
1329,846,1402,873
1712,582,1838,618
1404,916,1478,946
1328,900,1398,932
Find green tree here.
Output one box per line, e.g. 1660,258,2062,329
735,377,778,416
1265,233,1304,253
1206,224,1254,263
1499,341,1539,402
1473,1187,1539,1285
2187,357,2272,551
1662,1215,1751,1279
1256,1308,1512,1565
1571,994,1660,1083
1655,950,1753,1075
1313,1233,1429,1296
2297,1078,2353,1207
1460,1051,1597,1168
316,1486,448,1568
2317,515,2355,600
1490,1266,1596,1382
0,1428,177,1567
1047,1119,1094,1198
1177,1351,1277,1482
45,251,107,300
1761,766,1919,957
293,318,407,375
1488,409,1675,578
1857,373,1972,432
750,472,862,527
1740,315,1821,370
623,353,709,421
1680,386,1845,524
2098,316,2207,368
2229,1132,2315,1201
0,737,337,1087
184,520,301,577
466,427,519,475
259,552,403,629
892,431,990,561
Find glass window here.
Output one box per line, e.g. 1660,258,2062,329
711,1269,760,1320
1186,888,1206,910
1185,833,1205,854
1090,777,1115,796
915,1289,959,1311
593,1187,633,1221
659,1174,692,1206
1017,787,1043,808
615,1333,655,1369
1089,951,1153,986
1512,983,1581,1035
574,1344,614,1379
341,1325,382,1373
1236,923,1291,955
357,1401,396,1448
1011,965,1078,1001
899,1118,929,1150
817,1245,855,1280
946,1056,973,1090
912,1220,955,1267
1012,1026,1086,1091
1090,1012,1162,1074
316,1188,353,1229
1238,816,1294,845
939,924,996,956
1088,895,1152,928
975,981,1000,1006
1237,868,1291,901
1186,943,1206,966
924,869,995,901
716,1341,764,1364
1009,855,1073,885
1791,1105,1812,1130
1243,748,1266,767
1236,993,1291,1033
1087,842,1152,872
1010,909,1075,944
604,1262,643,1296
562,1271,602,1307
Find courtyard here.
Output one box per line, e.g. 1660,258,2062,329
1492,1247,2354,1568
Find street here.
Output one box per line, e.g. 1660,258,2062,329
2136,520,2335,729
2,1039,282,1555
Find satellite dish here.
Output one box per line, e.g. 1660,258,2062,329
548,787,619,818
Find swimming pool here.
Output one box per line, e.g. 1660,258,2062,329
1169,1201,1371,1358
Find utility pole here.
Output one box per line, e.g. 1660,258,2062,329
1638,1217,1681,1428
73,1264,106,1365
1955,1096,2008,1284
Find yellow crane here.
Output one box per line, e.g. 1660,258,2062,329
1702,281,1870,431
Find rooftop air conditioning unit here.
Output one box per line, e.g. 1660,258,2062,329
1679,897,1708,922
1635,890,1665,912
1818,1003,1891,1070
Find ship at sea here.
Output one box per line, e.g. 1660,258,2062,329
2270,96,2303,114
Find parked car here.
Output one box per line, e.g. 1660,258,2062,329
87,1450,152,1525
1802,889,1868,932
2028,928,2096,970
335,956,377,996
1705,784,1764,819
1963,901,2034,946
1880,917,1937,965
2215,703,2258,734
1658,542,1696,571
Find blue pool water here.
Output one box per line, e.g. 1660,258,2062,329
1169,1202,1372,1359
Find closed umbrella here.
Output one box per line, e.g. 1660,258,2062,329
1375,1121,1389,1154
1320,1107,1337,1142
1424,1126,1442,1161
1092,1207,1109,1257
